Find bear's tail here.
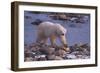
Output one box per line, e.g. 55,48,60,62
31,19,43,25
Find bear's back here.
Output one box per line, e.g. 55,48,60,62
38,21,57,37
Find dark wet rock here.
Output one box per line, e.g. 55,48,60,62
31,19,43,25
24,16,32,19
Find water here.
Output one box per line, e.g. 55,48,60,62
24,11,90,46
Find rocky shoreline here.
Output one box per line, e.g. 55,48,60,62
24,43,90,61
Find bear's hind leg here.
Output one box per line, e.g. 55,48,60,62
36,32,47,45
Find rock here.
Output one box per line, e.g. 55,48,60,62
76,47,83,51
71,51,83,55
55,56,63,60
47,54,56,60
25,52,35,58
35,51,42,55
49,14,69,20
24,57,33,61
63,47,70,53
24,42,90,61
47,54,63,60
24,16,32,19
66,54,77,59
32,57,38,61
39,47,55,55
55,49,66,57
24,50,34,58
31,46,40,52
31,19,42,25
76,55,90,59
58,14,68,20
31,47,37,52
69,46,75,52
76,55,83,59
36,55,47,61
38,57,47,61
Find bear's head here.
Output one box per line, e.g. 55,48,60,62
56,24,66,36
55,24,68,50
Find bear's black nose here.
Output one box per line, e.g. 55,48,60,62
61,33,64,35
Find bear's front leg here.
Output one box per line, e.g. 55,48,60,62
60,36,70,52
50,35,57,48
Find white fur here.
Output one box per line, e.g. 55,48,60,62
37,21,67,37
36,21,67,46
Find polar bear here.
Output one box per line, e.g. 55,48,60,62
32,20,69,51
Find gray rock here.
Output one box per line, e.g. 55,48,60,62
24,57,33,61
24,49,34,57
55,56,63,60
38,57,47,61
39,47,55,55
31,47,37,52
83,48,90,56
55,49,66,57
47,54,56,60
